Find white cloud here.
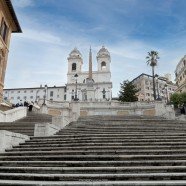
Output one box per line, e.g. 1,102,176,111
14,29,65,46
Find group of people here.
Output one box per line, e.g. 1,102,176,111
180,104,186,115
12,101,34,111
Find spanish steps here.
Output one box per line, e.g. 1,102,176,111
0,114,186,185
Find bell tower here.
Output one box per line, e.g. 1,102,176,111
97,46,111,72
67,48,83,74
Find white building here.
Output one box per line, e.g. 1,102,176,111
3,46,112,103
66,46,112,101
132,73,177,102
3,85,66,105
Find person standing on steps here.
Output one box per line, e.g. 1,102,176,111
28,102,33,112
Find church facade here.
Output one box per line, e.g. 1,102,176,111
66,46,112,101
3,46,112,104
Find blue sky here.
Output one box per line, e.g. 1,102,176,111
6,0,186,96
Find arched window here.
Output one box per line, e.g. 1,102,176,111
101,61,106,70
72,63,76,71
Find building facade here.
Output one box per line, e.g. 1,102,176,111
132,73,177,102
175,55,186,93
0,0,22,102
3,46,112,103
66,46,112,101
3,85,66,105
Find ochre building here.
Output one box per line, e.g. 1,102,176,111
0,0,21,101
175,55,186,93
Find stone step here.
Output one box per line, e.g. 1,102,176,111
0,160,185,167
0,172,186,181
69,124,186,127
21,138,186,144
0,154,186,161
29,135,186,143
52,133,186,138
31,133,186,140
60,125,186,132
0,180,186,186
17,141,186,148
0,122,36,126
56,130,186,135
9,145,186,152
0,166,185,174
0,127,34,130
3,149,186,156
77,119,186,123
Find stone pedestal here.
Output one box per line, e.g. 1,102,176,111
86,87,95,101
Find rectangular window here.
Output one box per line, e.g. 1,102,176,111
30,96,33,99
18,91,20,93
64,95,66,100
0,18,8,42
24,96,27,99
24,90,27,93
30,90,33,93
50,91,53,97
17,96,20,99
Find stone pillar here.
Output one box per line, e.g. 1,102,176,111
41,104,48,114
70,101,80,122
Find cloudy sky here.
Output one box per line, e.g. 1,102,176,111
6,0,186,96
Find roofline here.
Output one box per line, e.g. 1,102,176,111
131,73,152,82
5,0,22,33
131,73,177,86
3,86,66,90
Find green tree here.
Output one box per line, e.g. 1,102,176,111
180,92,186,105
118,80,139,102
170,92,186,108
146,51,159,100
170,93,181,108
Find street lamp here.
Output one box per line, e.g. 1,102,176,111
74,74,79,101
35,89,39,103
155,74,161,100
164,84,168,103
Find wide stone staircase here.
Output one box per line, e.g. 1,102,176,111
0,112,52,136
0,115,186,185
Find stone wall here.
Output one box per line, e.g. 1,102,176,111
0,130,29,152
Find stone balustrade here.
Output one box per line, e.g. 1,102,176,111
0,107,27,122
0,130,29,152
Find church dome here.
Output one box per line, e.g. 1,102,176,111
97,46,110,58
69,48,82,58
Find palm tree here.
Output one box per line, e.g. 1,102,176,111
146,51,159,100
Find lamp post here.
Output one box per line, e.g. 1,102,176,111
164,84,168,103
35,89,39,103
155,74,161,100
74,74,79,101
43,85,47,105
